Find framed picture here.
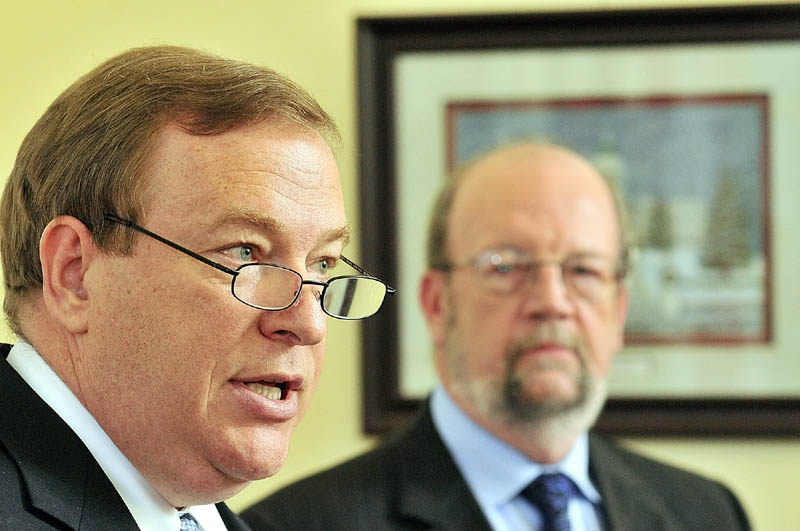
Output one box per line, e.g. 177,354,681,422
357,4,800,436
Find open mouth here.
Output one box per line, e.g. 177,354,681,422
244,381,289,400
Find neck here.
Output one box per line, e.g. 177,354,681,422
22,312,87,406
496,420,582,463
451,393,591,464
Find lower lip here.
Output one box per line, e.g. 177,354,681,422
230,381,299,421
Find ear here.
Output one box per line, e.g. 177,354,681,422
39,216,98,334
419,269,448,349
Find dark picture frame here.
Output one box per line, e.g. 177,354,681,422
357,4,800,436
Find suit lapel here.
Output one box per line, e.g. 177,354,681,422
0,346,138,530
589,434,674,531
393,406,493,530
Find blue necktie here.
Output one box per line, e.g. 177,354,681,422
179,513,199,531
522,472,579,531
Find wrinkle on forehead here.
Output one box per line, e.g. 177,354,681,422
216,172,343,210
165,120,339,186
237,146,342,209
226,152,339,191
219,122,337,178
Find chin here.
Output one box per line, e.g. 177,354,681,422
179,456,283,507
225,446,289,483
212,428,292,481
162,469,253,508
200,481,252,507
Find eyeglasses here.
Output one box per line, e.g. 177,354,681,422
104,214,395,320
438,247,623,302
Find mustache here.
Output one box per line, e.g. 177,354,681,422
509,323,583,355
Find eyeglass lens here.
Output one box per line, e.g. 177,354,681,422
232,263,387,319
473,249,618,301
322,277,388,319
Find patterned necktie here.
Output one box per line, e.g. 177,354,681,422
521,472,580,531
179,513,199,531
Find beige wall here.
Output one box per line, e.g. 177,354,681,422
1,1,797,529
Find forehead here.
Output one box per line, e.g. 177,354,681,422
449,145,620,257
140,120,347,238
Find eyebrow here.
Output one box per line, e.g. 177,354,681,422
323,225,352,248
214,208,352,248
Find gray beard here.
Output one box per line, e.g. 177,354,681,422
442,300,607,437
503,351,592,423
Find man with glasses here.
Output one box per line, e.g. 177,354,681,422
0,46,392,530
242,142,749,530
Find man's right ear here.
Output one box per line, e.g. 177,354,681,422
419,269,448,349
39,216,98,334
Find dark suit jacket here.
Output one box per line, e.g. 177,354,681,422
0,343,251,530
242,402,750,531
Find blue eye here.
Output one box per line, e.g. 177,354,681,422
474,248,524,277
233,246,254,262
493,263,514,274
312,257,336,277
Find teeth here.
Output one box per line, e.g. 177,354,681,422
245,382,283,400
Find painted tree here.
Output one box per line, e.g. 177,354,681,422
646,198,673,250
700,168,751,271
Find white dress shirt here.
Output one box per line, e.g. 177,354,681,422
430,386,605,531
8,341,228,531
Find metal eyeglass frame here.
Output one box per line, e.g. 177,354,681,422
104,213,395,319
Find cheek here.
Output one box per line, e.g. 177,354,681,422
449,295,515,375
294,343,326,422
92,266,243,382
307,342,326,390
576,302,622,374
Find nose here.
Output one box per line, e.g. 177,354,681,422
520,262,574,320
258,283,327,346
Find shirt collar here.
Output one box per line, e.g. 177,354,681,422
7,341,226,531
430,385,600,512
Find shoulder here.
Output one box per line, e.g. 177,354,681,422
589,433,751,530
242,442,401,530
0,439,29,518
0,352,136,530
590,432,726,488
0,355,58,526
0,429,70,529
242,409,448,530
